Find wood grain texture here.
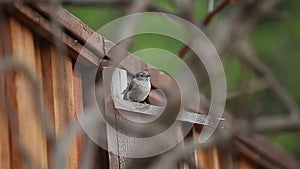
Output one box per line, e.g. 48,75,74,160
8,16,48,169
65,55,78,169
2,14,21,169
40,39,79,169
72,67,84,167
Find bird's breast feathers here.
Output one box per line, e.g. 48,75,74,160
132,78,151,93
125,79,151,101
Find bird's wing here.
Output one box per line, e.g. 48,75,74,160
121,82,131,94
122,79,138,94
121,85,128,94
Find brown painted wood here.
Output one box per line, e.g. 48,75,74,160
8,16,48,169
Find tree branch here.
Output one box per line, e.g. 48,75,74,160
234,41,300,119
178,0,234,58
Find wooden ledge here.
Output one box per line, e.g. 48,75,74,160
113,98,225,128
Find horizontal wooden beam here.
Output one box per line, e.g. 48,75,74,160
4,4,100,66
113,98,225,128
32,4,104,57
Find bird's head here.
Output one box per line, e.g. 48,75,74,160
134,70,151,81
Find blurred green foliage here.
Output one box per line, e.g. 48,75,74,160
250,1,300,160
65,0,300,160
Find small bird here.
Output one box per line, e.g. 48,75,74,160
122,70,151,102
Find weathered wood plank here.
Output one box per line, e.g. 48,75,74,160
8,16,48,169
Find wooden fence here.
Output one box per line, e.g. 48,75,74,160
0,3,300,169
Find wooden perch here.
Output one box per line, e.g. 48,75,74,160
114,98,225,128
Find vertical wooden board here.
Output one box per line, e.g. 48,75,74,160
65,56,79,169
111,69,133,169
194,128,222,169
0,21,11,169
72,67,84,167
81,70,109,169
40,40,55,133
212,147,221,169
40,41,78,169
38,40,56,169
103,68,121,169
8,16,48,169
35,37,56,169
193,127,217,169
33,36,44,99
50,47,68,136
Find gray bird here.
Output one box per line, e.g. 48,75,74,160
122,70,151,102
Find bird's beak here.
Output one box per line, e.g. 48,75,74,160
147,74,151,78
